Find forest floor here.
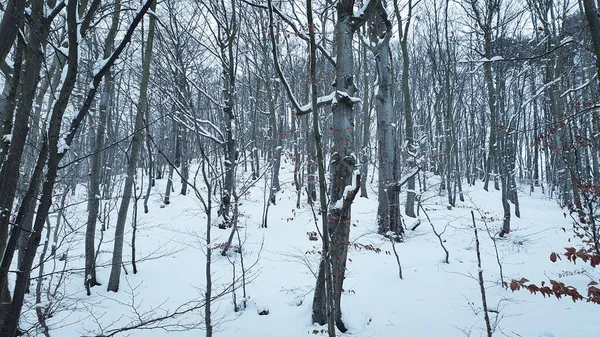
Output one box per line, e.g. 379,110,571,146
29,157,599,337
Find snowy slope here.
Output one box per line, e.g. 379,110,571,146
28,160,599,337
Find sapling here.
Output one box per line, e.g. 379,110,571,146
419,203,449,263
471,211,493,337
389,236,403,279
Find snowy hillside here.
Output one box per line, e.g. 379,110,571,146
22,162,599,337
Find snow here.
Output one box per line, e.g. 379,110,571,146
336,90,362,103
332,198,344,210
560,36,574,45
353,0,373,18
521,77,562,109
57,135,69,153
299,91,336,112
343,169,359,199
92,57,109,77
397,166,419,187
2,134,11,142
16,162,600,337
561,78,594,98
459,56,504,64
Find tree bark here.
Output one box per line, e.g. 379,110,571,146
85,0,120,293
394,0,416,217
219,9,238,220
107,0,157,292
0,0,26,66
1,0,79,332
582,0,600,92
300,0,335,334
325,1,375,331
0,0,48,308
360,33,370,199
370,4,395,234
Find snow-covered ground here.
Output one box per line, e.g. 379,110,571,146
21,158,599,337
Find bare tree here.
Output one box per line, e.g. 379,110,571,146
108,0,158,293
86,0,122,294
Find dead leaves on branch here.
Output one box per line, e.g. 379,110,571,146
506,247,600,304
561,247,600,267
505,278,587,303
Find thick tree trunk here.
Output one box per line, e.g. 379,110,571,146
1,0,79,332
0,0,26,65
0,136,47,332
0,0,47,308
325,1,372,331
582,0,600,92
370,6,395,234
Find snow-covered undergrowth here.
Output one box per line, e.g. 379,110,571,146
22,159,599,337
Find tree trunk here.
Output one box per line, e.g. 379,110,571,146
85,0,120,292
0,0,26,64
325,1,372,331
164,117,178,205
370,6,395,234
582,0,600,93
300,0,335,334
292,115,302,208
360,33,370,199
0,0,48,308
1,0,79,331
220,27,237,220
107,0,156,292
265,61,280,204
395,0,416,217
179,127,189,195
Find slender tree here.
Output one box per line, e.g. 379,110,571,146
107,0,157,292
